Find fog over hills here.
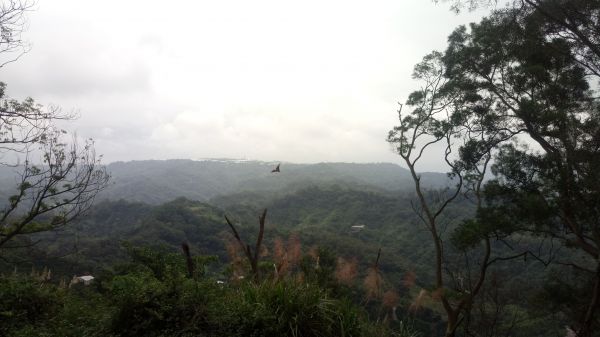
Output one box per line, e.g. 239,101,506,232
97,159,450,204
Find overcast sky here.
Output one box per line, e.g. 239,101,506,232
1,0,487,170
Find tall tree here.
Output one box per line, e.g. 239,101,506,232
439,0,600,76
438,5,600,335
388,51,515,337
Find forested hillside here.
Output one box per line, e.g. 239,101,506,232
2,180,562,336
98,160,450,204
0,160,450,206
11,185,433,280
1,182,452,336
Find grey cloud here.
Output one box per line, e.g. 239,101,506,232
0,0,487,171
2,53,151,99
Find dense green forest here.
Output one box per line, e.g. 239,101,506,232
0,183,576,336
1,0,600,336
69,160,450,204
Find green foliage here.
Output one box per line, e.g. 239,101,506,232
107,272,212,336
74,160,449,205
450,219,484,250
0,242,424,337
120,244,207,280
60,247,413,335
216,281,361,337
300,247,337,288
2,182,573,336
0,274,61,334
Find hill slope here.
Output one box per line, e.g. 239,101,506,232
99,159,449,204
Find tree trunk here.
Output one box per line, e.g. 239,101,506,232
445,310,460,337
578,262,600,337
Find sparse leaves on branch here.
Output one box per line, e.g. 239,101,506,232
0,1,109,252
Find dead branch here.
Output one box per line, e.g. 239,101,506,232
224,208,268,280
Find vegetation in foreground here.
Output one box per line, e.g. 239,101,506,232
0,244,419,337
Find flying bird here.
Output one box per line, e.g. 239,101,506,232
271,163,280,173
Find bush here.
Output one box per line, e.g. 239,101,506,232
0,245,420,337
217,280,383,337
0,274,61,335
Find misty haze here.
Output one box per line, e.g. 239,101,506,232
0,1,598,337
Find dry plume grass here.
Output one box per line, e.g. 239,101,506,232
402,270,416,289
308,246,319,260
364,266,383,302
430,287,444,301
29,266,52,282
273,237,288,276
272,234,303,280
382,289,400,309
287,233,302,266
225,239,246,280
409,289,429,312
335,257,358,285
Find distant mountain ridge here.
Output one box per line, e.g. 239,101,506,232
98,159,450,204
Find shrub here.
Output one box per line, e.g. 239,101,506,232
216,280,373,337
0,274,62,335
